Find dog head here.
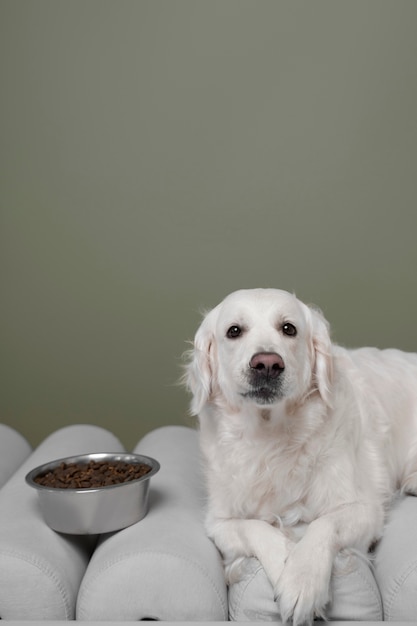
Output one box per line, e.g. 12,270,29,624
184,288,333,415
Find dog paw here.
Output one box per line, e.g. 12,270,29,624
225,556,250,584
274,545,332,625
401,471,417,496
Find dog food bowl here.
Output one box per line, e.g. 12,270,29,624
25,452,160,534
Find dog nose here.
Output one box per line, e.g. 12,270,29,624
249,352,285,378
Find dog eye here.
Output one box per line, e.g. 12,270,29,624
226,325,242,339
282,322,297,337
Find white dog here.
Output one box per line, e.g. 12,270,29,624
184,288,417,625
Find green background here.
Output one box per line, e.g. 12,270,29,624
1,1,417,450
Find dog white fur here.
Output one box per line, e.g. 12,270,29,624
184,288,417,625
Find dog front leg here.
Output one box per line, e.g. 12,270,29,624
208,517,295,589
276,501,383,626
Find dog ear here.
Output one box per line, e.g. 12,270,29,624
308,305,333,407
183,305,219,415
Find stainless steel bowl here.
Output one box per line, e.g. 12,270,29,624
25,452,160,534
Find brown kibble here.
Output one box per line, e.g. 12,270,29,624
33,460,151,489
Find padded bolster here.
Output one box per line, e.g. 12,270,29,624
0,424,32,487
0,424,125,620
228,549,382,621
373,494,417,620
77,425,228,621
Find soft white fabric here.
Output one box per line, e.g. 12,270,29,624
228,551,382,621
0,424,125,620
0,424,32,487
373,494,417,620
77,426,228,621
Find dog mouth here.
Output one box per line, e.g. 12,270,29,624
241,384,283,405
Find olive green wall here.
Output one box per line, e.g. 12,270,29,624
1,1,417,449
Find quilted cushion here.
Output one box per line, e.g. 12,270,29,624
77,426,228,621
373,494,417,620
0,424,31,487
0,424,125,620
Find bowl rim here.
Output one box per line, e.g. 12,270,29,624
25,451,160,494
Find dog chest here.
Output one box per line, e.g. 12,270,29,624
204,434,318,524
